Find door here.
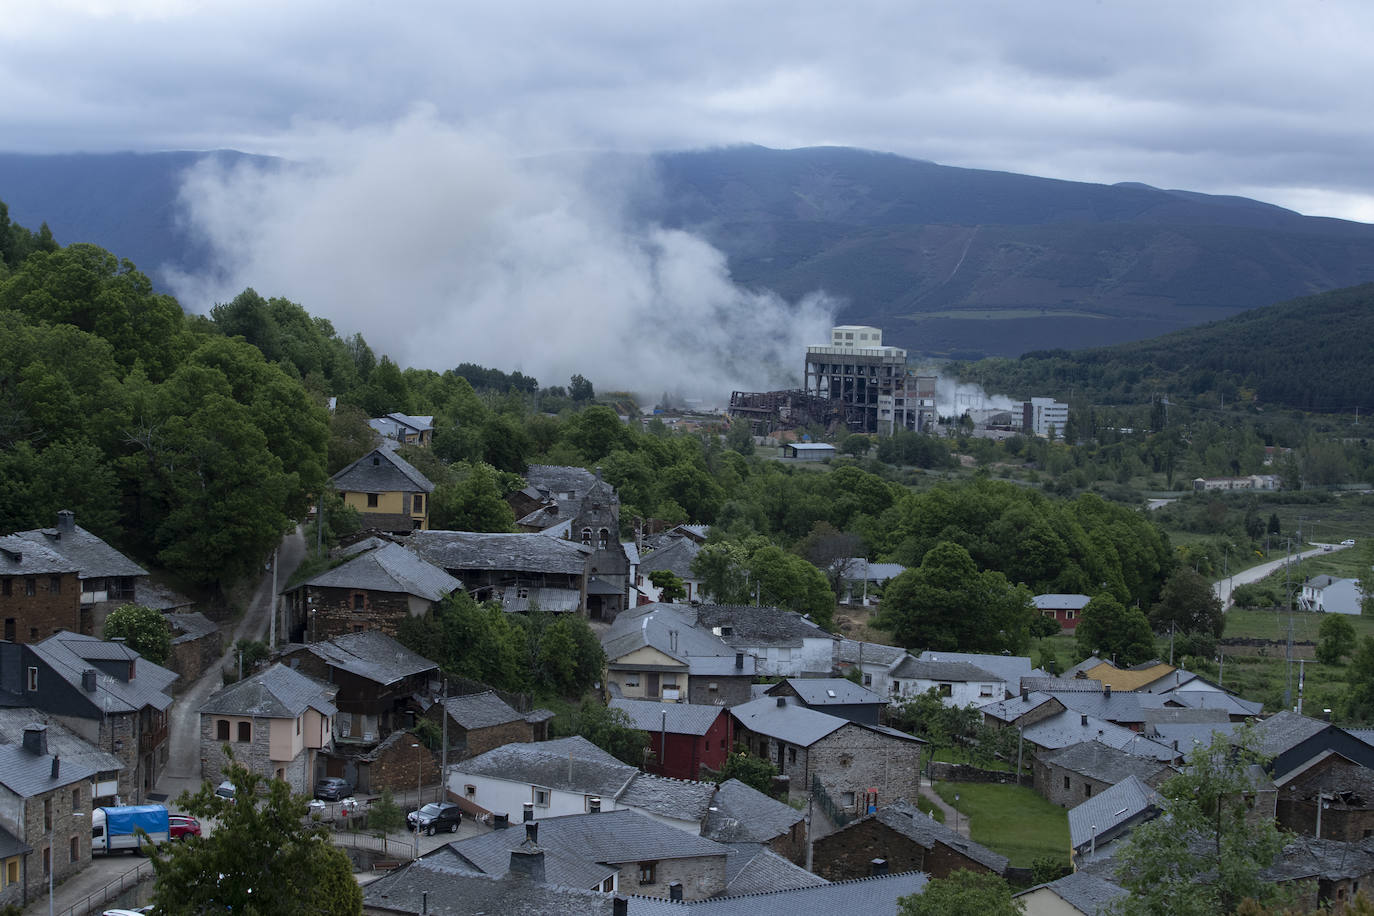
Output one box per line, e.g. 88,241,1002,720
646,673,659,698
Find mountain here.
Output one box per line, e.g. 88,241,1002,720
957,282,1374,412
4,145,1374,358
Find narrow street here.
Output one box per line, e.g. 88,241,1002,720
1212,542,1346,609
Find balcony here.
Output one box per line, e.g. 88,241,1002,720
140,722,169,755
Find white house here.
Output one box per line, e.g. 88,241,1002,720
887,657,1004,707
834,639,909,697
1300,576,1364,615
695,605,837,678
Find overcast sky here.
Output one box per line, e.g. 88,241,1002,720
4,0,1374,220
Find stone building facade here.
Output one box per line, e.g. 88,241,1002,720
1276,753,1374,841
1034,741,1174,809
612,852,726,902
813,807,1007,882
0,534,82,644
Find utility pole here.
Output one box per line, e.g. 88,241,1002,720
269,545,279,651
1297,659,1306,714
1284,538,1294,710
440,677,448,799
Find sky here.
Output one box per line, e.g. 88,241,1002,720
4,0,1372,393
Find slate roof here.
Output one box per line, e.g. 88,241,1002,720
1147,722,1242,759
409,530,591,575
610,698,726,736
1250,710,1330,757
861,799,1009,874
0,823,29,860
732,696,922,748
771,678,887,707
1167,689,1263,717
839,559,906,582
617,772,718,823
664,872,930,916
834,638,907,669
1022,709,1176,761
453,736,638,798
694,604,834,649
1017,870,1128,915
722,843,828,896
700,779,805,844
330,446,435,494
638,536,702,579
296,540,461,600
441,691,529,730
0,534,79,576
1043,690,1148,725
362,855,618,915
199,662,336,719
1068,775,1161,851
603,604,755,676
369,413,435,437
0,728,102,797
290,629,438,686
30,632,178,714
493,585,583,612
890,657,1001,683
1033,593,1092,610
441,830,619,891
453,808,727,869
1264,837,1374,883
0,708,123,775
917,651,1045,687
1021,676,1102,693
167,611,218,645
525,465,607,499
978,692,1062,724
1042,740,1174,786
13,517,147,579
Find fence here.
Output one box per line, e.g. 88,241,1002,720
929,762,1032,786
810,774,852,830
55,860,155,916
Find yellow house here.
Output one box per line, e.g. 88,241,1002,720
330,446,434,532
0,824,30,910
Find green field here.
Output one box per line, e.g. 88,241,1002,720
933,781,1070,868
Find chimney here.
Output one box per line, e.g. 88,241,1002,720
22,724,48,757
776,695,787,708
525,821,539,845
613,898,628,916
522,802,534,822
56,510,75,535
509,830,545,884
735,652,744,670
595,467,603,481
52,754,61,779
1104,684,1112,698
871,858,889,877
588,797,601,813
1020,686,1029,701
669,882,683,901
82,669,98,692
1081,714,1088,727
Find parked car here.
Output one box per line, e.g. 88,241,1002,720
169,814,201,839
314,777,354,801
1342,539,1356,546
407,802,463,835
214,781,236,800
1324,545,1334,552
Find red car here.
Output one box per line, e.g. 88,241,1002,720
169,814,201,840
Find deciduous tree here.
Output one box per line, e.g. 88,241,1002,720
102,604,171,665
1075,594,1156,666
898,869,1024,916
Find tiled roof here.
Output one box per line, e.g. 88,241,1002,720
700,779,804,844
1043,740,1174,786
1043,690,1148,724
298,541,461,600
638,536,702,579
839,559,906,582
1018,870,1128,915
441,692,527,730
31,632,178,714
0,728,102,797
890,657,1001,683
1167,690,1263,717
291,630,438,686
1022,709,1176,761
453,736,638,798
917,651,1045,686
694,605,833,649
772,678,886,706
1032,594,1092,610
167,612,218,644
199,662,335,719
602,604,746,671
362,855,617,915
978,692,1062,723
672,871,929,916
731,696,848,746
1250,710,1330,756
409,530,591,575
453,808,727,869
331,447,435,493
0,534,79,575
1147,722,1241,760
525,465,605,499
0,708,123,775
1068,775,1161,850
722,843,828,896
617,772,717,823
863,799,1008,874
834,639,907,669
12,517,147,579
0,823,29,860
610,699,725,736
442,831,619,891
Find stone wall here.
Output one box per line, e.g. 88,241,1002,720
812,819,925,881
932,762,1030,786
1035,758,1113,808
612,853,727,902
200,713,276,784
0,571,82,644
20,781,91,902
687,674,752,707
810,723,923,809
765,819,808,866
166,613,222,691
308,586,418,641
367,734,440,794
100,712,141,803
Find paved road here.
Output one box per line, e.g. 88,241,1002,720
1213,542,1348,608
157,526,308,803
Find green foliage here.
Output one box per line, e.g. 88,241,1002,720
888,689,981,752
1075,594,1157,666
1344,636,1374,722
410,718,442,752
702,749,780,796
648,569,687,602
875,541,1035,653
1113,726,1291,916
898,869,1024,916
366,788,406,836
148,757,362,915
303,490,362,552
725,420,755,456
1150,568,1224,638
234,639,270,674
430,461,516,532
102,604,171,665
1029,855,1072,885
1316,614,1357,665
553,699,648,766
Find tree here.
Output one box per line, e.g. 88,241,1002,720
702,749,780,796
559,701,648,766
648,569,687,602
840,433,872,458
1112,727,1290,916
148,757,361,915
725,420,755,456
1075,594,1157,666
794,521,864,599
430,462,515,532
1150,568,1224,638
569,373,595,402
102,604,171,665
366,787,406,853
1316,614,1357,665
898,869,1024,916
1345,636,1374,722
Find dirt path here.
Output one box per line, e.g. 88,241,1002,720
918,777,969,838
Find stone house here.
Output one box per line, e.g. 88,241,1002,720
1252,711,1374,781
0,534,81,644
695,605,837,678
1275,750,1374,841
408,529,593,614
602,603,756,706
357,731,441,795
0,710,123,808
1020,709,1177,763
283,539,461,642
3,633,177,803
428,690,553,762
1035,740,1175,808
731,695,924,812
635,534,705,604
0,725,100,906
813,799,1008,881
331,446,435,532
199,663,335,793
764,678,887,725
833,638,909,697
1265,837,1374,914
13,511,148,638
0,824,29,911
164,611,222,688
1068,775,1162,867
700,777,808,865
609,698,732,780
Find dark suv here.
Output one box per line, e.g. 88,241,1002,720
407,802,463,835
314,777,354,801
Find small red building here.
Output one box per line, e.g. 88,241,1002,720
610,698,732,780
1032,594,1092,632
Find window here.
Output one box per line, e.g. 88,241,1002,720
863,673,872,687
276,768,284,780
44,798,53,830
237,721,252,743
296,716,301,735
979,684,994,697
0,577,9,596
6,858,17,885
842,791,856,808
413,494,424,513
890,681,901,694
27,667,37,691
1084,785,1093,798
217,720,230,741
601,877,615,893
638,862,657,885
50,576,61,594
581,528,592,546
598,529,609,550
69,836,78,863
624,673,639,688
25,578,36,597
366,493,379,507
465,785,477,798
787,748,797,765
352,593,365,610
516,587,529,599
1063,776,1071,790
1066,611,1075,620
3,618,13,641
938,683,952,697
72,788,81,809
708,682,718,693
532,786,551,808
43,846,50,878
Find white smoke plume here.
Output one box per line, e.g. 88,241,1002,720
167,111,836,402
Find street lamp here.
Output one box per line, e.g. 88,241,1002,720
953,793,960,836
50,811,85,916
1195,555,1208,574
411,743,422,860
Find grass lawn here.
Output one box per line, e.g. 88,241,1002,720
934,781,1069,868
930,747,1019,773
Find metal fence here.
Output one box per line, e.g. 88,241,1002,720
810,773,852,829
55,860,155,916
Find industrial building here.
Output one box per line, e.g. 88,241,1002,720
800,326,936,436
